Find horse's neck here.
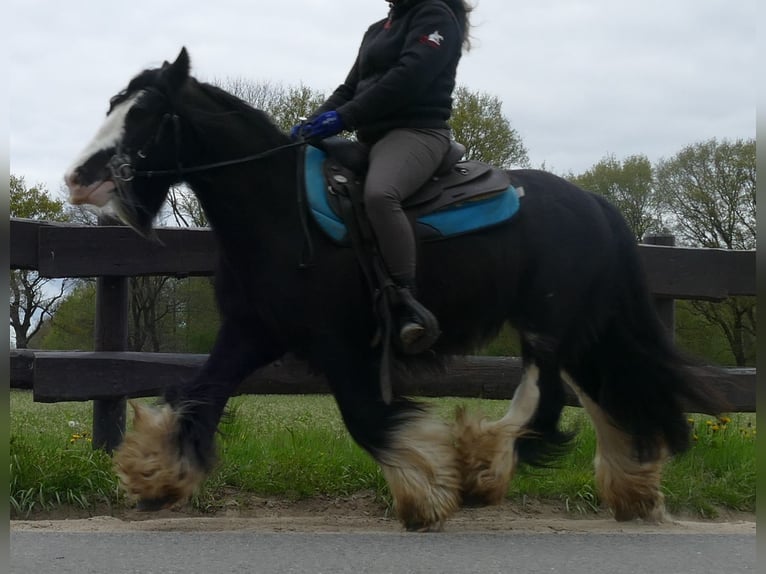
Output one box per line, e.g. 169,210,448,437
177,93,299,244
187,152,299,246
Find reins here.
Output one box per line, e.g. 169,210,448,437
110,131,306,182
133,140,307,178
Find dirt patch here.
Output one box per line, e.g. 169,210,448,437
11,492,755,535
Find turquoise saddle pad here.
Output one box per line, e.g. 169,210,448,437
304,146,520,244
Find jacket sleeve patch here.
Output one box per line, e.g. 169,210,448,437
419,30,445,48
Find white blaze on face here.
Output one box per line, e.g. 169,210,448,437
64,91,144,206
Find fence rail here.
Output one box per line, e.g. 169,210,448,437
9,218,757,449
10,350,756,412
11,219,756,299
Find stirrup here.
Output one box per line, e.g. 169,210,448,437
395,288,440,355
399,318,426,348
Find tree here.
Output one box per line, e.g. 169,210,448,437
655,138,755,250
10,175,70,348
35,282,97,350
40,276,219,353
216,78,327,132
655,138,756,367
570,154,663,240
449,86,529,168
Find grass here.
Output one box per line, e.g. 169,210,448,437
9,390,756,519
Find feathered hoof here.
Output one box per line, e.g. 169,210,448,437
595,452,670,524
604,486,669,523
113,401,206,509
452,406,519,506
383,468,461,531
382,466,461,532
379,413,462,531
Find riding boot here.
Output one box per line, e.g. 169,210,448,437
394,278,440,354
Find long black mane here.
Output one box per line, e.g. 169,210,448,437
184,80,288,142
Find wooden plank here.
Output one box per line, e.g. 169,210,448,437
36,223,218,278
91,268,129,453
639,244,756,300
9,349,35,389
11,219,755,298
32,352,206,402
9,219,43,270
26,351,756,412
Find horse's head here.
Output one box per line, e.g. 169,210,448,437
64,48,192,236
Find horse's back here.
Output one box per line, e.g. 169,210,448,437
504,168,630,273
507,168,620,231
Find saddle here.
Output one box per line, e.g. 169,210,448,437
306,136,520,245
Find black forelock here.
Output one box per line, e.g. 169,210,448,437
108,66,176,114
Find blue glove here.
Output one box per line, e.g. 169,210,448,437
290,111,344,141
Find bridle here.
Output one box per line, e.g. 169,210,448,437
107,109,305,185
105,90,315,264
106,85,306,185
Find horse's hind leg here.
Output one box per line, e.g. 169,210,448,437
321,348,461,531
453,361,541,505
454,331,572,506
562,370,669,522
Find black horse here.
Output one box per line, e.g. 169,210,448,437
65,48,722,531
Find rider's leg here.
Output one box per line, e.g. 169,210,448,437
364,128,450,352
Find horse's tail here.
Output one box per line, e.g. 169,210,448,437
577,199,728,459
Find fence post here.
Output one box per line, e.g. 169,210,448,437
642,233,676,337
92,215,128,453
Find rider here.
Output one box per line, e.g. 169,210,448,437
291,0,472,354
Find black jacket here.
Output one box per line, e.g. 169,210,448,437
316,0,464,144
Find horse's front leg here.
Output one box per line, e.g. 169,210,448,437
319,344,461,531
113,321,281,509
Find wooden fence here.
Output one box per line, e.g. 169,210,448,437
9,218,757,451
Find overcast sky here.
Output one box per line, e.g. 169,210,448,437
9,0,756,198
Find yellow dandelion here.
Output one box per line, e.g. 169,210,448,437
687,418,695,425
718,416,732,425
693,434,699,441
711,424,720,432
705,420,713,426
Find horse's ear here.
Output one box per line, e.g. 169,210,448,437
165,47,190,91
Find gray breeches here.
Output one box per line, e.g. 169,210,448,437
364,127,451,283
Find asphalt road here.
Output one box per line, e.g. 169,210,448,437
11,530,755,574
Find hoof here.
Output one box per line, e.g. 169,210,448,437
113,401,206,507
452,407,522,506
379,411,461,530
610,492,669,523
135,495,177,512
